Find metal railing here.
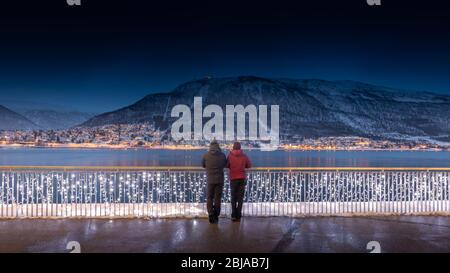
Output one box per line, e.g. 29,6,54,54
0,166,449,218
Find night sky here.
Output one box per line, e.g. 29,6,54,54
0,0,449,112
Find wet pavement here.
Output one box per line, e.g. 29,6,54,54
0,216,449,253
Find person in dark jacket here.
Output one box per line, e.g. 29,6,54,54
226,141,252,221
202,140,227,224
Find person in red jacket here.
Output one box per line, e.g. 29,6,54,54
226,141,252,221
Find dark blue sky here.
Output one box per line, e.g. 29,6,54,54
0,0,450,112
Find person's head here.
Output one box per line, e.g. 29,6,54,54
233,141,241,150
209,139,221,152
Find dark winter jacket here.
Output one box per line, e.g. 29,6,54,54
227,149,252,181
202,141,227,184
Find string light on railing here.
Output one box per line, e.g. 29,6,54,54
0,170,449,217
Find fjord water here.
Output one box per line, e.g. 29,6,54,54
0,148,449,167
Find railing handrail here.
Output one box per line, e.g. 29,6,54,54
0,166,450,171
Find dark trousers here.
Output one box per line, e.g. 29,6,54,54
230,179,246,218
207,183,224,217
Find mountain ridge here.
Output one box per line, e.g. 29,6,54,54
79,76,450,142
0,105,39,131
1,100,96,130
21,109,95,130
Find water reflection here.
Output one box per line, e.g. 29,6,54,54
0,148,449,167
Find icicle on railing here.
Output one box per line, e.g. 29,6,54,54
0,170,449,218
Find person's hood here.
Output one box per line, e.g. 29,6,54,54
209,141,221,153
230,149,243,156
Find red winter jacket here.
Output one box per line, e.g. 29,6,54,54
227,149,252,181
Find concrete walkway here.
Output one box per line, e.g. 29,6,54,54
0,216,449,253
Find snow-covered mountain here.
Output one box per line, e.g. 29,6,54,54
1,100,95,130
0,105,39,130
20,110,95,130
80,76,450,142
